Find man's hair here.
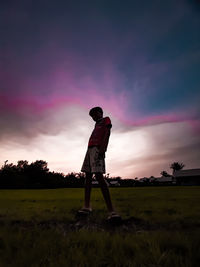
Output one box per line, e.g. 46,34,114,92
89,106,103,116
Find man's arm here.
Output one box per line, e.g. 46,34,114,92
98,127,111,158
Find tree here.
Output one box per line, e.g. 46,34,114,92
170,162,185,174
160,171,171,177
0,161,22,188
0,159,70,189
30,160,49,172
17,160,28,169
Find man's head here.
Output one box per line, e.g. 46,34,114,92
89,106,103,122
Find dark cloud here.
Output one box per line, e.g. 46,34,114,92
0,104,90,144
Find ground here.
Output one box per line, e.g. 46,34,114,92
0,187,199,266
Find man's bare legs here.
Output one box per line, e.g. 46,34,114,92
84,172,93,209
95,173,114,213
83,172,114,212
81,172,120,218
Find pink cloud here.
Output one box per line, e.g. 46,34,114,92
187,119,200,134
0,91,198,133
0,21,199,134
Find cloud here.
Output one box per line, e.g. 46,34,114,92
1,0,199,131
106,120,200,178
0,0,199,176
0,98,199,178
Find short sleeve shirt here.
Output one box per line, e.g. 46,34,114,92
88,117,112,147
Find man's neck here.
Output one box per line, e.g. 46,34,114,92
96,117,103,123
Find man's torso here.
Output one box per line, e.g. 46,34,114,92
88,117,112,147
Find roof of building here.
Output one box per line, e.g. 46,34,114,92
174,169,200,177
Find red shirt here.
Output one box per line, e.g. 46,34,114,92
88,117,112,147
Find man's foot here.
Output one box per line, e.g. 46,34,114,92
107,211,121,221
77,207,92,215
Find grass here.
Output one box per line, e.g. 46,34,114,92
0,186,200,266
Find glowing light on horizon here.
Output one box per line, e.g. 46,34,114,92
0,106,199,178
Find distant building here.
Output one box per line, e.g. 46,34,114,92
138,176,175,185
92,180,109,187
138,177,148,183
92,181,99,186
109,181,120,187
156,176,175,184
173,169,200,185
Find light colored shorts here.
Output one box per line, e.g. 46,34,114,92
81,146,106,174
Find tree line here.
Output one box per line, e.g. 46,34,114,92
0,160,185,189
0,160,86,189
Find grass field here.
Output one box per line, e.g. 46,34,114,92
0,186,200,266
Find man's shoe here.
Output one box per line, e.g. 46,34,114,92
107,211,121,221
77,207,92,215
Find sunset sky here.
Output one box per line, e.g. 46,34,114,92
0,0,200,178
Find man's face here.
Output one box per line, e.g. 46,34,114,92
91,111,103,122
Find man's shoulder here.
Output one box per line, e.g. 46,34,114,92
103,116,111,122
103,117,112,128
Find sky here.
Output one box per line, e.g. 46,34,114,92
0,0,200,178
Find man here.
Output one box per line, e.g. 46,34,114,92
79,106,120,220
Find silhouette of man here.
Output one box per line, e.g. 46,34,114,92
79,106,120,220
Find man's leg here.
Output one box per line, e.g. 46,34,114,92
95,173,114,213
84,172,93,209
